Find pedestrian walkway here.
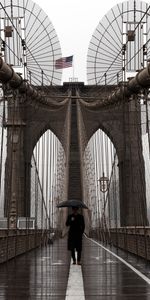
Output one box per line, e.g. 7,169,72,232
0,235,150,299
82,237,150,299
0,237,70,299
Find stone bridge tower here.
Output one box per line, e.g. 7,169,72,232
1,58,148,227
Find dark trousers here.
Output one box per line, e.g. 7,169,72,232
71,249,81,262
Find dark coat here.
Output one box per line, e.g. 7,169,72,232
66,213,85,251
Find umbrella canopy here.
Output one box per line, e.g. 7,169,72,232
57,199,88,209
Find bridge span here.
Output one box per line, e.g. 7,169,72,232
0,0,150,298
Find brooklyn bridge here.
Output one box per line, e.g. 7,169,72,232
0,0,150,299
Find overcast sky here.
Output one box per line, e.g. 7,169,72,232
33,0,122,83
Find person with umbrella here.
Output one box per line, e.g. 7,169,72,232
66,206,85,265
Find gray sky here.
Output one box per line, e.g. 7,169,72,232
34,0,122,83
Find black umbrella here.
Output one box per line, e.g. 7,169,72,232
57,199,88,209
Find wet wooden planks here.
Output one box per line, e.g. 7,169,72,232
82,237,150,299
1,235,150,299
0,237,70,300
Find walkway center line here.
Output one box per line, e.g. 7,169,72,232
65,262,85,300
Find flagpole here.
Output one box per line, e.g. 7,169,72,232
72,56,75,80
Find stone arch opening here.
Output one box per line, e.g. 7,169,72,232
83,128,120,234
30,129,66,231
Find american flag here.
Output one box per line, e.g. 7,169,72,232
55,56,73,69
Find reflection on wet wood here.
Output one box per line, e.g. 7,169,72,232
82,238,150,299
1,235,150,299
0,237,70,300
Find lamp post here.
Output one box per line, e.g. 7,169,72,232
98,172,109,241
98,172,109,193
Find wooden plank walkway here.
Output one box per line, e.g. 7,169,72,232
82,237,150,299
0,237,70,300
0,235,150,299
